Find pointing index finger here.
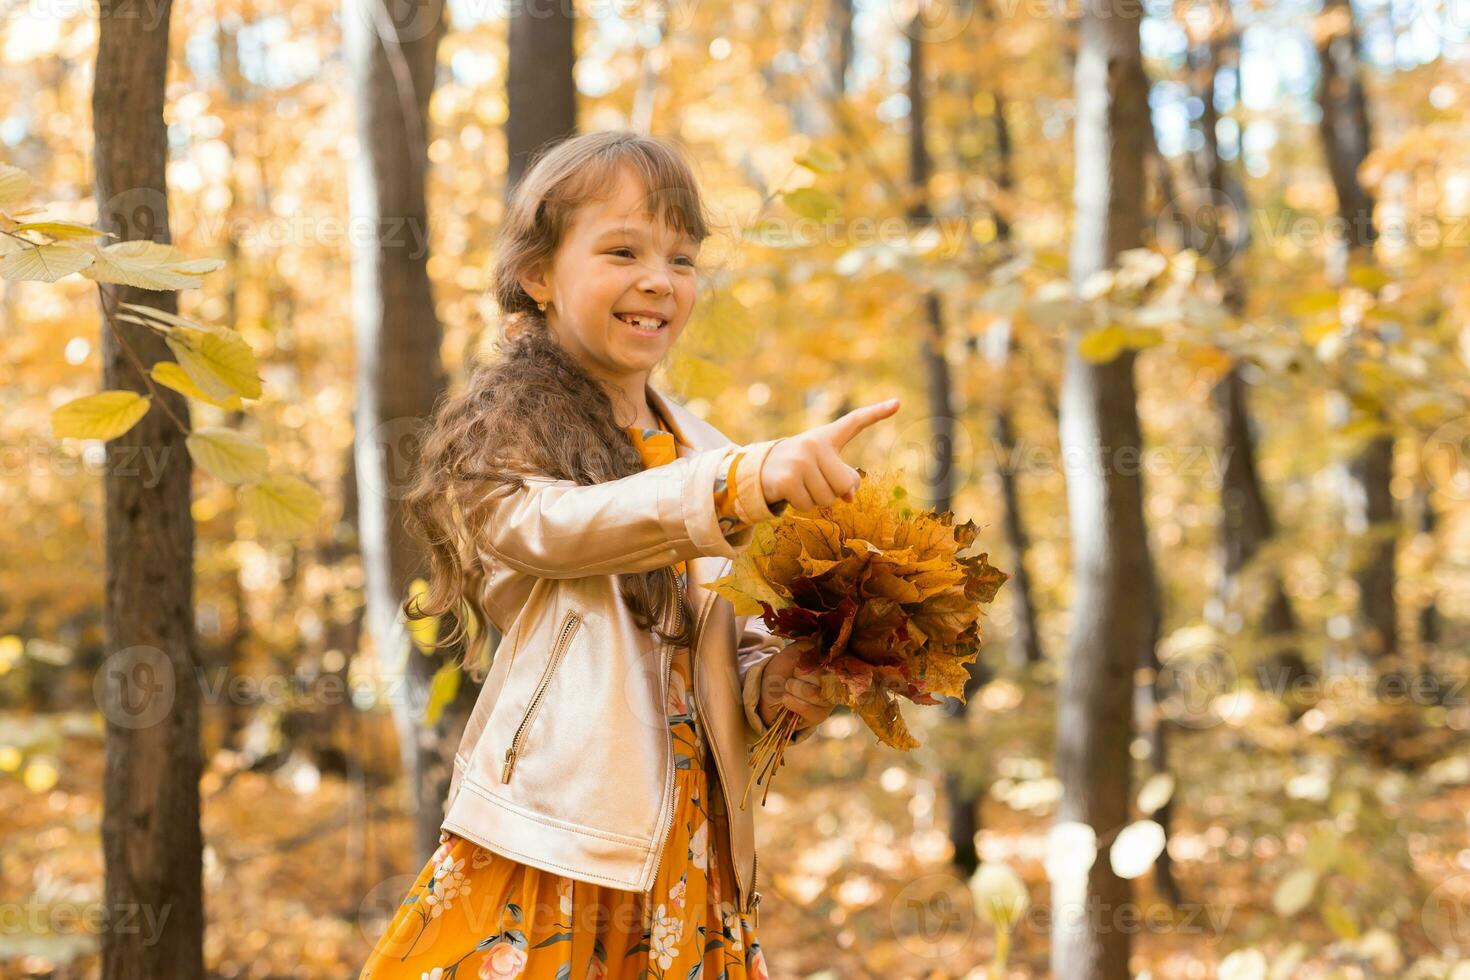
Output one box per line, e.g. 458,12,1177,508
827,397,901,448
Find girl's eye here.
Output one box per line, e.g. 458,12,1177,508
609,247,696,269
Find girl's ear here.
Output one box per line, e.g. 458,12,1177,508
518,261,550,306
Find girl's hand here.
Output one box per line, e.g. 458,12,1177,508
758,642,839,730
760,398,901,511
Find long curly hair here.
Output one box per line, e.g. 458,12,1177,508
402,130,715,679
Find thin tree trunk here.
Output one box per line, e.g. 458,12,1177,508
1315,0,1400,675
903,13,987,876
345,0,467,862
1177,9,1313,707
829,0,853,102
506,0,577,196
1415,485,1439,653
1051,2,1156,977
94,3,205,977
215,19,254,754
978,0,1043,670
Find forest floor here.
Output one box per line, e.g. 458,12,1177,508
2,684,1468,978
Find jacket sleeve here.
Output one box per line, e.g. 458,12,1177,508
715,447,789,538
737,613,820,749
477,439,786,579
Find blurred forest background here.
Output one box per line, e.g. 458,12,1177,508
2,0,1470,976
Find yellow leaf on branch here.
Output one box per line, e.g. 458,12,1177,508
186,427,270,484
80,240,225,291
51,390,152,440
239,474,324,539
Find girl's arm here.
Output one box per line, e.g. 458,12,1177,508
477,439,785,578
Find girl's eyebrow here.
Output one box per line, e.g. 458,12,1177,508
594,226,697,248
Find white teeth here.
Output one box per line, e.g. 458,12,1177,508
616,313,666,329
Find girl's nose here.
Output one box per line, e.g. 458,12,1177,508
640,274,673,295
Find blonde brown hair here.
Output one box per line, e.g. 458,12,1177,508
403,130,715,678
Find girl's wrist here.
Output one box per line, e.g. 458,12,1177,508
733,438,788,523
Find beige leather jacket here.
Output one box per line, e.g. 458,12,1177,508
442,384,816,924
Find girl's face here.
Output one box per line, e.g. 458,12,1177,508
521,167,700,398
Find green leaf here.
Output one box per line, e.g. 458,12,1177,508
51,390,151,440
186,427,269,484
239,474,323,538
0,242,94,282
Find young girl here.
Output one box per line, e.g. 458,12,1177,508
360,130,899,979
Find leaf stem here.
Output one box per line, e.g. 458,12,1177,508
96,283,190,434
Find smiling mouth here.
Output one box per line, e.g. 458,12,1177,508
614,312,669,333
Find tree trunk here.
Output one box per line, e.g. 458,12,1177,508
977,0,1044,670
506,0,577,196
345,0,471,863
829,0,853,102
903,15,988,876
1415,485,1439,653
1167,5,1313,708
1315,0,1400,673
214,20,254,755
1051,2,1156,977
94,3,206,977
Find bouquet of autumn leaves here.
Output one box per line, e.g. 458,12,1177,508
705,467,1008,807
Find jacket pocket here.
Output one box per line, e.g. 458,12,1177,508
500,608,582,783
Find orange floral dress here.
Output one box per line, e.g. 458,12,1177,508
360,412,773,980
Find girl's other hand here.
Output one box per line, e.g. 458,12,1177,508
757,642,839,730
759,398,900,511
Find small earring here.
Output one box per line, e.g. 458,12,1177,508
536,300,548,312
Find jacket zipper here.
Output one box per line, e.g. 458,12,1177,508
751,850,761,927
645,566,683,899
501,609,581,783
688,557,763,922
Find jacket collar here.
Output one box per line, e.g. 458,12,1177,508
645,382,715,453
